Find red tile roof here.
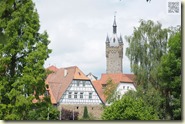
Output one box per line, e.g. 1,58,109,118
45,65,92,104
46,65,58,72
92,73,135,103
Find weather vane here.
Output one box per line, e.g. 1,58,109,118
114,11,117,17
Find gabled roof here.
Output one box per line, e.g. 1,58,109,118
86,72,98,80
46,66,90,104
92,73,135,103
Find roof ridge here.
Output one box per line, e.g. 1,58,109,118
64,66,77,69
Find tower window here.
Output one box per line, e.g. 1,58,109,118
113,38,115,43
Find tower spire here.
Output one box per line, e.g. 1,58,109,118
113,11,117,34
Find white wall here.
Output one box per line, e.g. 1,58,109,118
59,80,102,104
116,82,136,97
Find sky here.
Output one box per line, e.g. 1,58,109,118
33,0,181,78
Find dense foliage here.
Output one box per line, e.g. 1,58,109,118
27,98,59,120
158,29,181,119
125,20,168,89
103,78,118,103
0,0,52,120
125,20,181,120
60,108,79,120
102,94,159,120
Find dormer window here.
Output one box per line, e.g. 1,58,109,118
45,90,49,96
78,72,81,75
102,84,107,89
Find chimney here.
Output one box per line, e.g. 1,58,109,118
64,69,68,77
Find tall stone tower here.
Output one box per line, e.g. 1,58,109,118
106,16,123,74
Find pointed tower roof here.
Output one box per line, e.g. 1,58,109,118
106,34,110,42
113,15,117,27
113,15,117,34
106,14,123,47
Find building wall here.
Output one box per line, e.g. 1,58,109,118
106,44,123,73
116,82,136,97
58,104,104,120
59,80,102,104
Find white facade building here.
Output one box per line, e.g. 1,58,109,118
59,80,102,104
93,73,136,104
45,66,103,106
116,82,136,99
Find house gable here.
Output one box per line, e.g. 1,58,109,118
92,73,136,103
46,65,103,105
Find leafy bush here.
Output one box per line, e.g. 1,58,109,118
60,108,79,120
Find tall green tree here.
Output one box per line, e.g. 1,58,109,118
82,106,89,120
125,19,181,120
158,28,181,120
125,20,169,89
103,78,118,104
125,20,168,90
0,0,51,120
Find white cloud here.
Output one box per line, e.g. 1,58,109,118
33,0,181,78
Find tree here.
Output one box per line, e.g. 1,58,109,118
27,99,59,120
123,85,163,119
125,20,169,89
82,106,89,120
102,94,159,120
158,28,181,120
0,0,51,120
103,78,118,104
125,19,181,120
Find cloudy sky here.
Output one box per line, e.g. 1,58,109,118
33,0,181,78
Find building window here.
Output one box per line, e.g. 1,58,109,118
83,81,86,87
68,92,72,98
74,92,78,98
123,86,125,89
89,93,92,99
80,92,83,99
45,90,49,96
77,81,80,86
127,86,129,90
